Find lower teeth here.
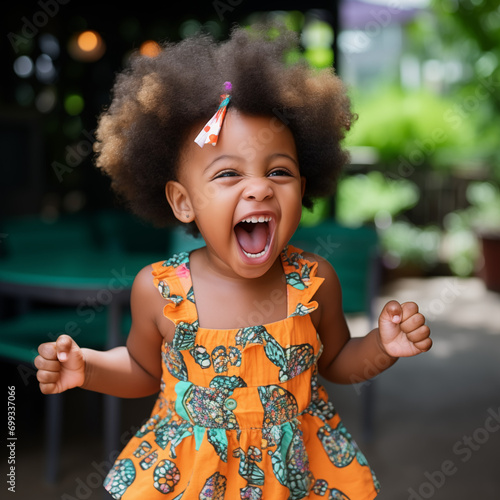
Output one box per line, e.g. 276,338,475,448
243,244,268,259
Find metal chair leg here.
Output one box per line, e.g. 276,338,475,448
362,380,375,442
45,393,63,483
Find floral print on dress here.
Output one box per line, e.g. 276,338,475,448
199,472,226,499
317,422,356,468
133,440,152,458
263,337,315,382
190,344,211,369
163,343,189,381
176,263,190,279
135,414,161,438
306,370,337,422
207,428,228,462
285,428,314,500
104,247,380,499
180,376,247,430
158,280,184,306
163,253,190,268
140,451,158,470
211,345,242,372
173,320,199,351
259,385,299,428
235,325,267,348
104,458,136,499
286,271,308,290
290,303,317,317
234,446,265,486
155,417,194,458
282,247,302,269
153,459,181,494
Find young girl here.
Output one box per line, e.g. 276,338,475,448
35,25,431,500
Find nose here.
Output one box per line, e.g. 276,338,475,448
242,178,274,202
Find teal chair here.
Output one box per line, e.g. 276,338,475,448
291,220,381,441
166,225,205,256
0,307,132,483
0,212,137,483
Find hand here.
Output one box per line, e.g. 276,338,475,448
378,300,432,358
35,335,86,394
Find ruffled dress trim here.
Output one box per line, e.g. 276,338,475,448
104,246,380,500
150,245,324,351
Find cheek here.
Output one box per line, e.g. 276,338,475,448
275,185,304,237
189,182,225,212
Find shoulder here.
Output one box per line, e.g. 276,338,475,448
300,251,345,335
131,263,160,302
301,250,341,290
300,250,343,325
130,263,176,340
132,252,189,298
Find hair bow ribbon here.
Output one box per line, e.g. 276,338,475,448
194,81,232,148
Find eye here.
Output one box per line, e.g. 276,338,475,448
214,170,239,179
268,168,293,177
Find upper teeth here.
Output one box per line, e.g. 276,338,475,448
240,216,272,223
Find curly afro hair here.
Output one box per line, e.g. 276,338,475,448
94,24,355,230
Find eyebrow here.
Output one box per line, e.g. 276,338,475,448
204,152,298,173
204,155,241,173
269,153,299,166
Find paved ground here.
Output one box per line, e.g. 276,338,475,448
6,276,500,499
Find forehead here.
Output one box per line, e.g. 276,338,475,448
178,110,297,175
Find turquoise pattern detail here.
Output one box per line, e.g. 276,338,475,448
104,458,136,499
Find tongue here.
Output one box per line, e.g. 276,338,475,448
234,223,268,254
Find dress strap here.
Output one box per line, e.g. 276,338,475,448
151,246,324,328
281,245,324,318
151,252,198,327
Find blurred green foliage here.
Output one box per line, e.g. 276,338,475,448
300,197,330,227
346,87,477,169
333,171,442,271
335,171,419,226
443,181,500,276
465,181,500,235
380,221,442,271
334,2,500,277
430,0,500,181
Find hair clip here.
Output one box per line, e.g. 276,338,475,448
194,81,232,148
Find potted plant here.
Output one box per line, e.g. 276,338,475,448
464,181,500,292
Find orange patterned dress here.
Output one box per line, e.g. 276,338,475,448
104,246,380,499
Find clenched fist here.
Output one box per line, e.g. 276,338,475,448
35,335,85,394
378,300,432,358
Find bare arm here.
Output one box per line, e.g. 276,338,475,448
36,265,170,398
309,254,431,384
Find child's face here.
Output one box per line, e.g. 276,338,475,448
168,110,305,279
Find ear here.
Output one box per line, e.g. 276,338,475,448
165,181,195,223
300,176,306,199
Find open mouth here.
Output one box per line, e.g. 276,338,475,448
234,215,273,259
